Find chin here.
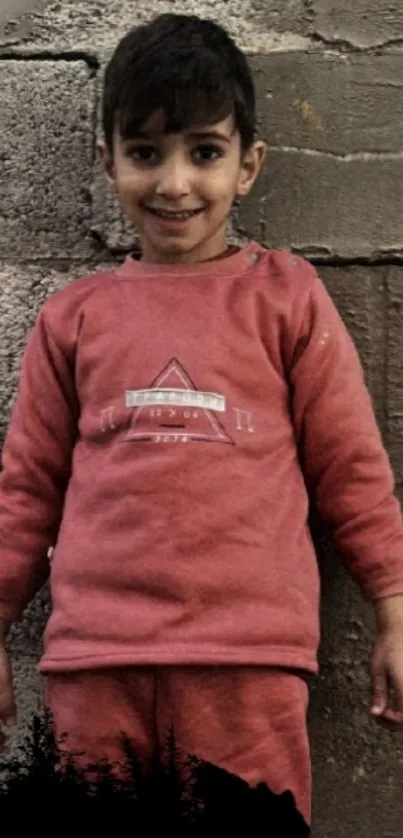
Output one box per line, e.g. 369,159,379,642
154,239,197,254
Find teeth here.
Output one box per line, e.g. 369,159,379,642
151,209,200,220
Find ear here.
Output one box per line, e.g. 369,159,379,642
96,140,116,189
236,141,267,198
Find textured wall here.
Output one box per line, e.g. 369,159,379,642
1,2,403,834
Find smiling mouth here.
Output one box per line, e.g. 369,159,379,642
145,207,204,221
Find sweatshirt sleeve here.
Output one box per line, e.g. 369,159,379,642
0,303,78,621
289,263,403,602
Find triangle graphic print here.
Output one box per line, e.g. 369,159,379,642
124,359,234,444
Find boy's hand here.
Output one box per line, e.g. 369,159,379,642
370,595,403,730
0,642,16,752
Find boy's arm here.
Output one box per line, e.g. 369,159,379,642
289,264,403,728
290,267,403,600
0,303,78,623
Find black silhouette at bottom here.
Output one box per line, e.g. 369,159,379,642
0,711,311,834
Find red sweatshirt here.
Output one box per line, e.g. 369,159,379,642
1,241,403,674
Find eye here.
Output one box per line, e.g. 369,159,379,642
192,145,224,164
130,145,159,163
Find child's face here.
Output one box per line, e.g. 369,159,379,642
97,112,266,264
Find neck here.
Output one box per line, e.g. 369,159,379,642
138,224,234,266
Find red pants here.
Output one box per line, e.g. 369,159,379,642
43,666,311,827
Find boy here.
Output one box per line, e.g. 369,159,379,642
1,10,403,830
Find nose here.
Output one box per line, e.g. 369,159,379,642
156,158,191,200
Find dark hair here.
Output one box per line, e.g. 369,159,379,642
102,13,256,153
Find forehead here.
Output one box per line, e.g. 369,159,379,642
119,110,237,142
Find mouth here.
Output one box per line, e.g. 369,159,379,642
144,206,205,222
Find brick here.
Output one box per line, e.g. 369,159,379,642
3,0,311,53
238,150,403,260
0,61,95,259
313,0,403,48
0,0,47,41
253,53,403,155
386,269,403,481
236,52,403,259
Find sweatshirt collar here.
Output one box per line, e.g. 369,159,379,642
116,240,263,279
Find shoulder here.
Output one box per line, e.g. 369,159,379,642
248,244,344,358
27,264,122,356
36,264,120,329
252,243,321,297
44,264,119,312
249,243,329,328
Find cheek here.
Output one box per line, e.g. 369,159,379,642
203,166,241,205
115,170,149,203
201,183,234,207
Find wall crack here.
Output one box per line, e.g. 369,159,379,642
0,48,99,69
267,146,403,162
311,31,403,53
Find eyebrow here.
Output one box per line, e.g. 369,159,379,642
126,130,232,144
187,131,232,144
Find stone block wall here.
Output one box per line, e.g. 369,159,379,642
1,2,403,834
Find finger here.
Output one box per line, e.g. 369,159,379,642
0,681,16,724
0,698,16,726
391,668,403,718
0,672,16,725
370,664,388,717
373,673,403,728
376,662,403,729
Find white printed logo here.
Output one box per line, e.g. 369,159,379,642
124,359,233,445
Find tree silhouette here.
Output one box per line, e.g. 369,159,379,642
0,710,311,834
